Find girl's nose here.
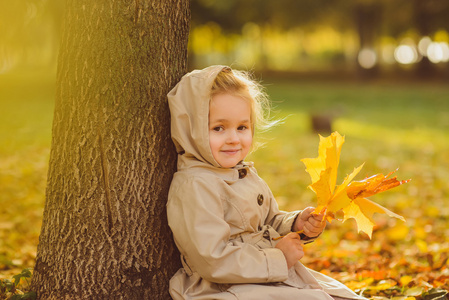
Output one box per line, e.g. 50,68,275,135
226,130,239,144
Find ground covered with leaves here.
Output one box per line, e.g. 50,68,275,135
1,74,448,299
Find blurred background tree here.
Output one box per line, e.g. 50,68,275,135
189,0,449,77
1,0,448,78
0,0,64,73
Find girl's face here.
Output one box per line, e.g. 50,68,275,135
209,93,253,168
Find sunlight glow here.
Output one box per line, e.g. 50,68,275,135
358,48,377,69
394,45,418,65
418,36,432,56
427,42,449,63
381,44,396,64
0,49,17,74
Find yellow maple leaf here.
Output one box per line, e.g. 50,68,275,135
301,131,408,238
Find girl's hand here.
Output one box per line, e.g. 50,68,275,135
293,207,326,238
275,232,304,269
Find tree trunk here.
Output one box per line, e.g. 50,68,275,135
354,2,381,79
31,1,189,299
412,0,435,78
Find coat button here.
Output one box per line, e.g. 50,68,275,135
238,168,247,179
257,194,264,205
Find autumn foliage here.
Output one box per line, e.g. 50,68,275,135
302,132,409,238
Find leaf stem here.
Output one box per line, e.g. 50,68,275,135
272,230,304,241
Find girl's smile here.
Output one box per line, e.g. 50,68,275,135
221,149,240,154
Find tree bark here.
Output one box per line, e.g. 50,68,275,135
31,1,189,299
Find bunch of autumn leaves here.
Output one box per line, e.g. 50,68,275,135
301,132,409,239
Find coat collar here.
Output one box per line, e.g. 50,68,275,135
177,154,253,183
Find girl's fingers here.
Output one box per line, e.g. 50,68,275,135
313,213,325,221
304,222,323,235
307,217,322,228
302,225,312,236
286,232,301,240
299,207,315,220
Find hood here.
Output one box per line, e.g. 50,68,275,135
168,65,228,170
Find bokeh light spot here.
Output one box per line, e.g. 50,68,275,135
427,42,449,63
394,45,418,64
418,36,432,56
358,48,377,69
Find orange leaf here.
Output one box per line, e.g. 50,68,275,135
346,169,411,200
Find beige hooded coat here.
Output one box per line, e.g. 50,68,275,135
167,65,366,300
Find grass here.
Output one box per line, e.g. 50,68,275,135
1,72,448,298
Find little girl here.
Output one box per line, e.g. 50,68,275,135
167,65,366,300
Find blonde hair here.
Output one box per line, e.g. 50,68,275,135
210,67,275,137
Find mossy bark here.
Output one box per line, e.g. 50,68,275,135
31,1,189,299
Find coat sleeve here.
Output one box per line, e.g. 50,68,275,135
167,174,289,284
264,185,301,236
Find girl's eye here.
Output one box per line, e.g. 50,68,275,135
213,126,224,132
238,125,247,130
